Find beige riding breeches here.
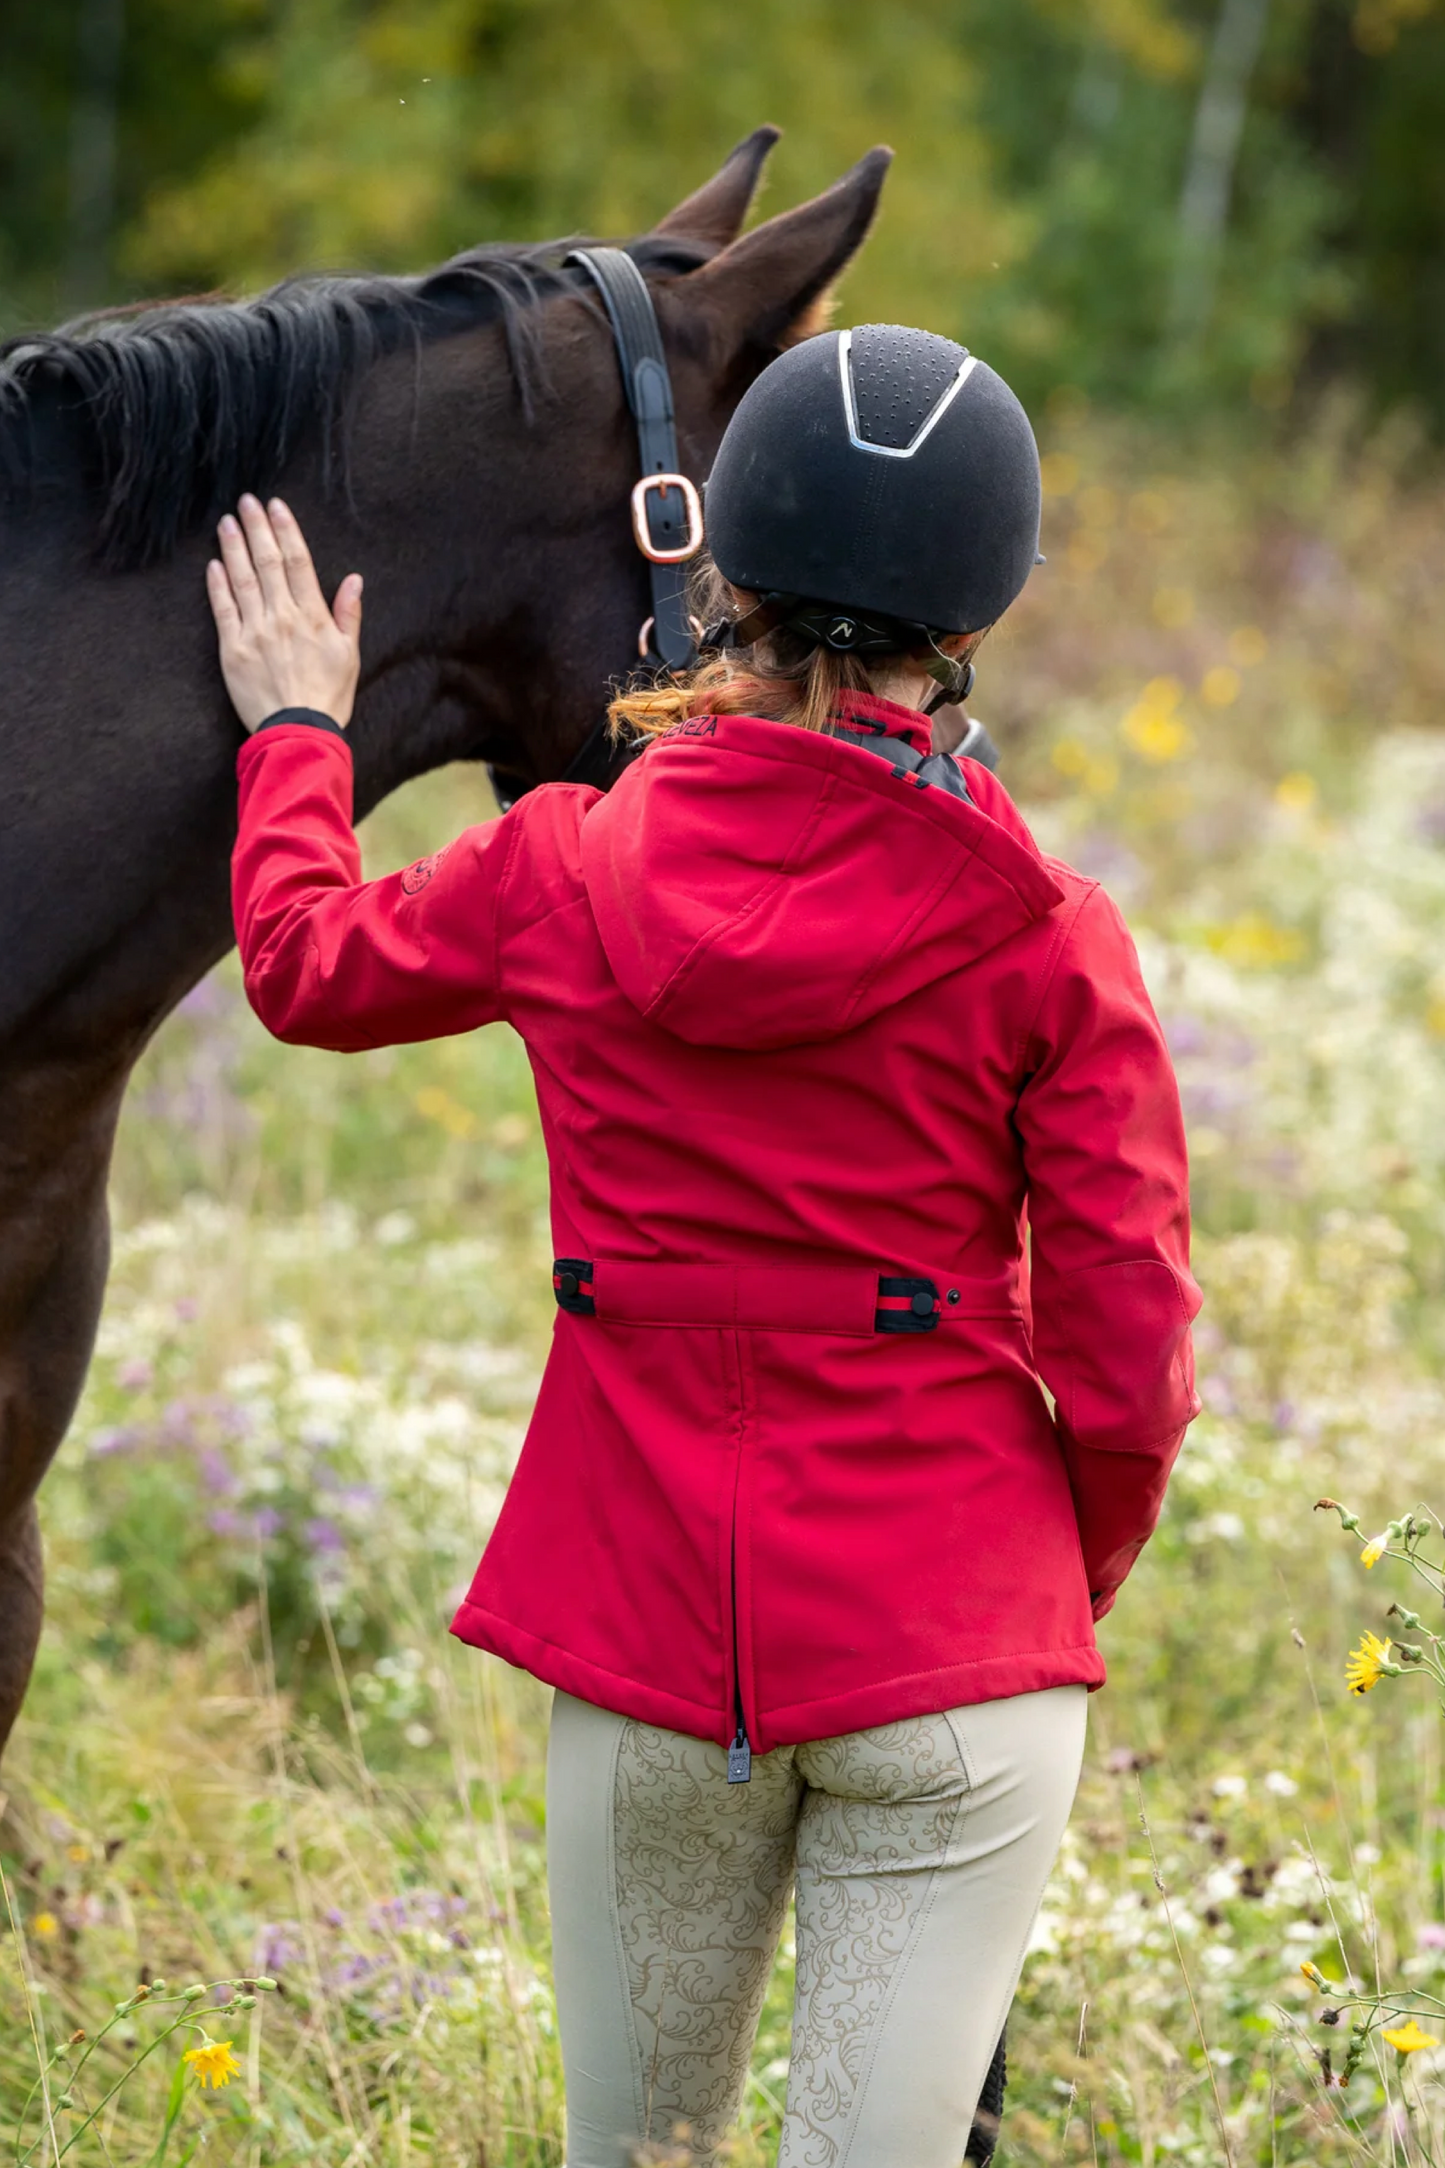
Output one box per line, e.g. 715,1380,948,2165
545,1683,1087,2168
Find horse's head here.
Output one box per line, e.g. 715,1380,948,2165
340,129,891,810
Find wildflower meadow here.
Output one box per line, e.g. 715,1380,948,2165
7,401,1445,2163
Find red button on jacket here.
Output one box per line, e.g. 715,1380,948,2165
233,694,1201,1753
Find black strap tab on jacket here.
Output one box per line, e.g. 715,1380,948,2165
552,1259,596,1316
874,1277,941,1333
551,1262,941,1334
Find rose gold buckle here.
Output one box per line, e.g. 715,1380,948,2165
631,474,704,565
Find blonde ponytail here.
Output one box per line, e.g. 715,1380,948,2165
607,557,889,747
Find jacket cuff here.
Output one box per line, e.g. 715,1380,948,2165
252,707,348,739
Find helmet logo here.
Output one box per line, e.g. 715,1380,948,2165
826,616,859,648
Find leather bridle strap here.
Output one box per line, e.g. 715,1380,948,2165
566,247,701,671
487,247,702,813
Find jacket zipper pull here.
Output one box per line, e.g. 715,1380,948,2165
727,1721,752,1784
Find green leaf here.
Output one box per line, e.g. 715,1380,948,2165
141,2056,188,2168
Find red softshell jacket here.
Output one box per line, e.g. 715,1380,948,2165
233,692,1201,1753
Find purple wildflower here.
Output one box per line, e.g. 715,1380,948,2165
179,978,233,1021
1070,829,1145,903
160,1400,196,1446
1202,1374,1238,1417
1162,1012,1207,1057
255,1922,304,1973
90,1426,143,1458
197,1447,238,1497
209,1506,286,1542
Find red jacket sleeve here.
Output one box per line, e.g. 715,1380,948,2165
231,723,519,1050
1015,882,1202,1614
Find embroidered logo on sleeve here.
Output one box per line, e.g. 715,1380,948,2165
401,843,452,896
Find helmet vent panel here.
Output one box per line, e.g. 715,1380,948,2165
849,324,969,450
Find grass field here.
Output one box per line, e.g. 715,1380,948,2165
8,406,1445,2164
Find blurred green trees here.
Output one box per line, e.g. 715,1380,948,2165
1,0,1443,428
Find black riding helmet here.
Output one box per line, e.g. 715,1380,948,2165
704,325,1042,698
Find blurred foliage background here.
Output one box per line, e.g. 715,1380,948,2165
10,4,1445,2162
2,0,1445,430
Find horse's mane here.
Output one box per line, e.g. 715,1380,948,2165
0,233,709,572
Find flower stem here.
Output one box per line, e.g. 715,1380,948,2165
18,2017,194,2167
1137,1777,1236,2168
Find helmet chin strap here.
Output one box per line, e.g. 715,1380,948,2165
703,595,979,720
921,648,975,717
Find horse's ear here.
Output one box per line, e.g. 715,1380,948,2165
683,147,892,360
652,125,781,250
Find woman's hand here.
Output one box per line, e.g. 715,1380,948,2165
207,494,363,733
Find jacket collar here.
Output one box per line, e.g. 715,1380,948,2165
828,689,934,760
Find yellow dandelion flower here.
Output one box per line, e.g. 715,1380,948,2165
1383,2019,1438,2054
1346,1629,1394,1695
1040,452,1080,499
32,1912,60,1939
1121,677,1195,765
1361,1534,1388,1568
1152,585,1194,629
184,2037,242,2091
1275,772,1317,815
414,1085,476,1141
1300,1960,1326,1986
1201,665,1241,709
1203,912,1305,969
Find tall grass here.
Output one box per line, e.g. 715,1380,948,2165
7,406,1445,2162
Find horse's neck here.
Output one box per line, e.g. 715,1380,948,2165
0,312,624,1049
0,465,474,1047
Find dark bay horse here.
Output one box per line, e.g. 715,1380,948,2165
0,128,890,1752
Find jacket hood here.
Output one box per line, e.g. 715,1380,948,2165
578,697,1065,1051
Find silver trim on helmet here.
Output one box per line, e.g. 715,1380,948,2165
836,330,979,460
